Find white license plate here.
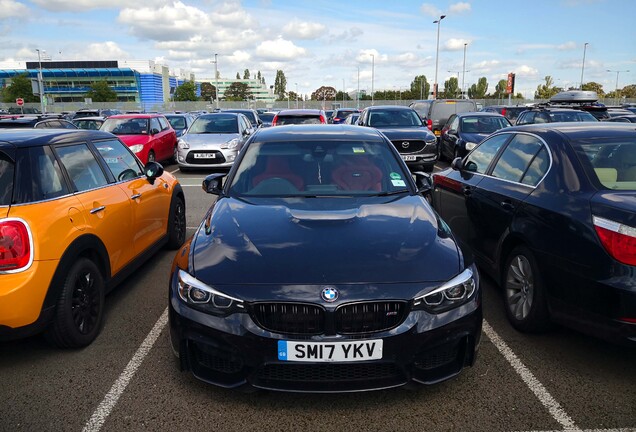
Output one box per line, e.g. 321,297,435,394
401,155,417,161
194,153,215,159
278,340,383,362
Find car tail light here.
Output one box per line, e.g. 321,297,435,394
333,117,340,122
320,115,326,124
0,218,32,272
427,119,432,130
593,216,636,266
272,116,278,126
501,108,507,117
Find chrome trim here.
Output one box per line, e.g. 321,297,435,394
90,206,106,214
130,194,142,200
177,269,244,306
413,268,475,306
0,217,35,274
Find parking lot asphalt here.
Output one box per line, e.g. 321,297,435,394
1,162,635,432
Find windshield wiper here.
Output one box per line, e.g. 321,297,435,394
374,189,410,197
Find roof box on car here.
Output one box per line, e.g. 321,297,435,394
550,90,598,104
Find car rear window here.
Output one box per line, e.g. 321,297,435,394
0,150,14,206
13,145,70,204
430,101,477,120
275,115,322,125
575,139,636,190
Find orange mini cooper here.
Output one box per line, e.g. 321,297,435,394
0,129,186,348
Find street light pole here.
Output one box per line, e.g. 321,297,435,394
36,49,45,114
342,78,345,106
295,82,298,108
357,66,360,109
213,53,219,109
580,42,588,90
461,43,467,98
370,53,375,106
433,15,446,99
607,69,630,105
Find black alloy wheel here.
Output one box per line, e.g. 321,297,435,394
45,258,105,348
167,196,186,249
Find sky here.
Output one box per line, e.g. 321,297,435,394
0,0,635,99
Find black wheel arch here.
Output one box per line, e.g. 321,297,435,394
42,234,111,312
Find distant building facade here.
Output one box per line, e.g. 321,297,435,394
199,77,274,103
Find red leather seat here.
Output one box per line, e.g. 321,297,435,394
253,156,304,190
332,156,382,191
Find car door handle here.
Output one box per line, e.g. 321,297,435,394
131,193,142,200
500,201,515,211
90,206,106,214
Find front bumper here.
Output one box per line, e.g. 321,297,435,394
169,278,482,392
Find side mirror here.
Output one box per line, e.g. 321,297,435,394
202,173,227,195
151,128,160,135
413,171,432,195
450,157,463,171
144,161,164,183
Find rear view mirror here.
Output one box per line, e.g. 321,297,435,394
413,171,432,195
202,173,227,195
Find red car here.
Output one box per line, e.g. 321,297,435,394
101,114,177,164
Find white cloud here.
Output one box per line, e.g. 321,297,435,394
328,27,363,44
83,41,130,59
255,38,306,61
449,2,471,13
515,65,539,78
118,2,211,41
443,38,471,51
0,0,29,18
420,3,442,17
471,59,501,73
356,49,387,63
30,0,142,12
557,41,577,51
283,19,326,40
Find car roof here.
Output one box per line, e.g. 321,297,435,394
364,105,416,111
0,129,115,147
504,122,636,140
107,114,162,119
251,124,385,141
454,112,507,118
73,116,105,121
275,109,324,115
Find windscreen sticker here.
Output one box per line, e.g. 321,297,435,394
391,179,406,187
352,147,365,153
390,172,402,180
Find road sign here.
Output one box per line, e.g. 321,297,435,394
16,98,24,106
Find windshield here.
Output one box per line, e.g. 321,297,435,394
460,116,510,134
166,116,187,130
368,110,423,127
189,115,239,134
101,118,149,135
229,140,411,197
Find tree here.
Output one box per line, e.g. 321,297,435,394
173,81,198,101
200,82,216,101
410,75,430,100
274,70,287,100
224,82,251,101
243,69,250,79
236,72,240,79
334,91,352,101
2,74,39,103
468,77,488,99
534,76,560,100
85,80,118,102
442,77,460,98
621,84,636,98
257,71,262,82
311,86,337,101
582,82,605,97
489,79,509,100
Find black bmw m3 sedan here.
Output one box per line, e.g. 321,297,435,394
169,125,482,392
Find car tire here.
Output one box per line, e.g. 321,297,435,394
166,196,186,250
171,145,178,164
44,258,105,348
502,246,551,333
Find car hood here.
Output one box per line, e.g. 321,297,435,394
376,127,435,140
459,132,490,143
182,133,239,148
190,195,461,285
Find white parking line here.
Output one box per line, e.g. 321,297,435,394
82,308,169,432
483,320,581,432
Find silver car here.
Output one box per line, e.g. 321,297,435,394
176,113,253,170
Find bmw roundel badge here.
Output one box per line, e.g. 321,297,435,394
321,286,338,302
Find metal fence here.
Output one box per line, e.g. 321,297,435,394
2,98,635,114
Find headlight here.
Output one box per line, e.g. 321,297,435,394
220,138,240,149
129,144,144,154
178,139,189,150
425,137,437,145
465,142,478,151
176,269,244,316
413,267,477,313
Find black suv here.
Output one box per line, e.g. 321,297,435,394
357,105,438,171
515,107,598,125
480,105,529,125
